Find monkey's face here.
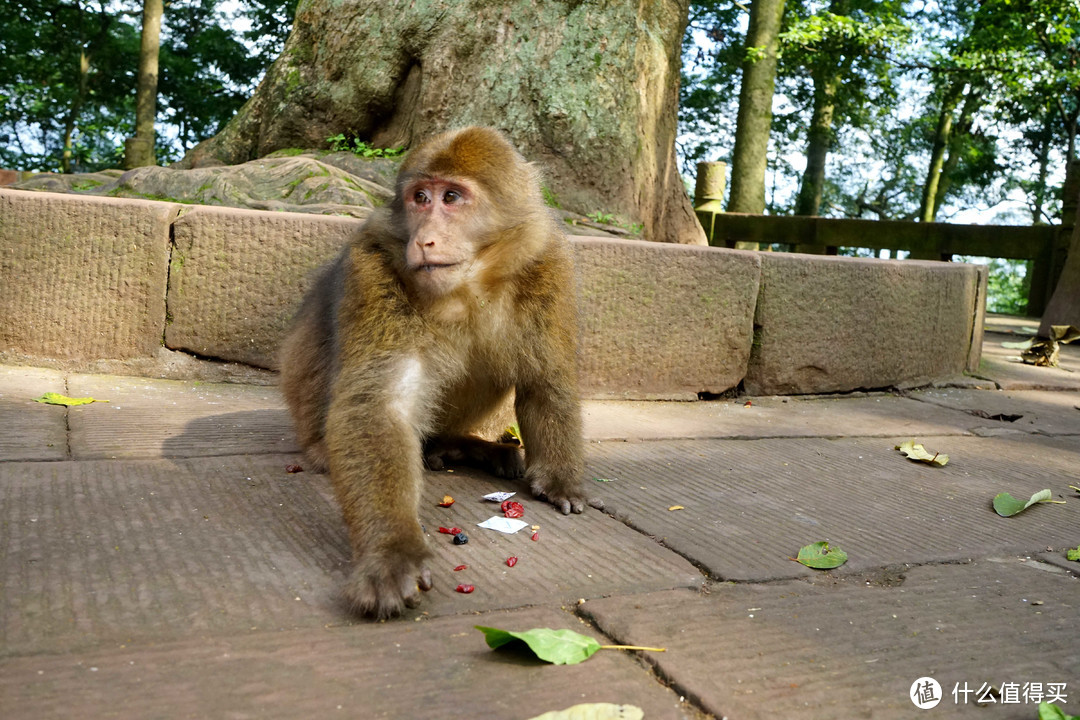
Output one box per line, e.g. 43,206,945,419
401,175,487,298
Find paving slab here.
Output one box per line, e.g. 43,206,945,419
580,559,1078,720
911,387,1080,436
65,373,297,459
0,366,68,461
0,454,700,655
583,392,981,441
976,331,1080,391
585,434,1080,582
0,605,696,720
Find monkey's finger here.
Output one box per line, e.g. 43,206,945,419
418,567,433,591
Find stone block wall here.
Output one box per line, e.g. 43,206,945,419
0,188,986,396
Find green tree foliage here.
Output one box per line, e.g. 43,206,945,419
0,0,293,172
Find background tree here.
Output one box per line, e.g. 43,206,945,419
179,0,705,245
0,0,292,172
726,0,786,213
782,0,907,217
124,0,163,168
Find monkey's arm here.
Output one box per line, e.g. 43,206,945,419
325,360,434,618
513,249,587,515
325,244,435,618
515,372,586,514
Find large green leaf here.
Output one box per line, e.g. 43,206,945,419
475,626,601,665
992,489,1058,517
1039,702,1079,720
796,541,848,569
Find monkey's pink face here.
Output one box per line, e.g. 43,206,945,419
402,176,485,297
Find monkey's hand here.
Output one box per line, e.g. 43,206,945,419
343,546,433,620
527,466,587,515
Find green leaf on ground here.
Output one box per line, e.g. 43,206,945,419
795,541,848,569
992,489,1064,517
894,440,948,466
475,626,602,665
33,392,106,406
1066,546,1080,562
475,626,665,665
1039,702,1080,720
528,703,644,720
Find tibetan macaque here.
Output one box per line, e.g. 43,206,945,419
280,126,586,619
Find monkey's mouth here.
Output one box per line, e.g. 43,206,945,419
417,263,460,273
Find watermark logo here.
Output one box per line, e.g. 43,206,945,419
911,677,943,709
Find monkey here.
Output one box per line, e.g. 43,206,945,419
279,126,586,619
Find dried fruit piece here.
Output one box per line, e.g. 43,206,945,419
531,531,539,542
437,495,455,507
453,532,469,545
453,564,468,571
285,464,304,473
455,584,475,594
501,500,525,518
438,526,463,535
506,556,518,567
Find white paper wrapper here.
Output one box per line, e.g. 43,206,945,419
477,516,530,534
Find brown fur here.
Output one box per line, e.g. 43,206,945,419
279,127,585,619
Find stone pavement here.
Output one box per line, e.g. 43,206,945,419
1,319,1078,720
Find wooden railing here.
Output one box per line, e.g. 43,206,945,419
693,161,1077,316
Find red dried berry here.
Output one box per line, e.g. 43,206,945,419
506,556,518,567
455,584,474,594
437,526,462,535
285,464,303,473
531,531,539,541
501,500,525,518
453,564,467,571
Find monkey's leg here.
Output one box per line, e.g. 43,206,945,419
423,435,525,478
326,372,433,619
515,379,587,515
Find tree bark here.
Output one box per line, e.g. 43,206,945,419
930,84,982,217
1039,214,1080,330
177,0,704,244
794,66,838,217
727,0,786,214
61,50,91,173
125,0,163,169
919,80,963,222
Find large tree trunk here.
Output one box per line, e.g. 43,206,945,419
178,0,704,245
727,0,786,214
1040,214,1080,331
124,0,163,169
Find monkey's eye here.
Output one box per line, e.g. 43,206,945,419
443,190,462,204
413,190,430,204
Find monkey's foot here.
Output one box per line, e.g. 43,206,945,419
303,440,330,474
527,468,586,515
424,435,525,479
342,555,433,620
